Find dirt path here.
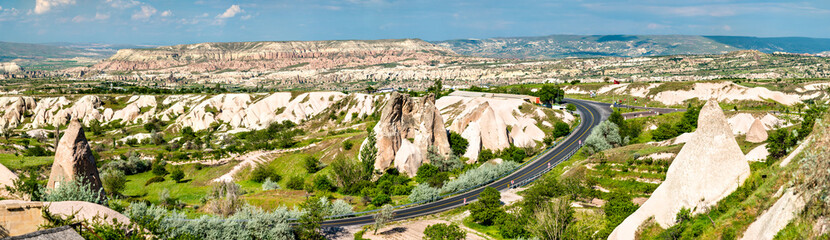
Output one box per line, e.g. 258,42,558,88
168,144,317,182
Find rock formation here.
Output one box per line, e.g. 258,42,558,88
373,92,451,176
0,163,18,198
436,92,556,162
609,99,750,240
746,118,769,143
740,189,805,240
47,119,103,193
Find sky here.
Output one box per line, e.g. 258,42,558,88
0,0,829,45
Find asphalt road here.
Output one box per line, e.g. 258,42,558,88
320,98,609,227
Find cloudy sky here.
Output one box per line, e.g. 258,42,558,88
0,0,829,45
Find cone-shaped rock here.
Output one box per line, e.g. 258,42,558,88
373,92,451,176
745,118,769,143
47,119,103,193
609,99,750,240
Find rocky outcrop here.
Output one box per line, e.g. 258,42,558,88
436,93,556,162
740,189,805,240
0,163,17,198
47,119,103,193
609,99,750,240
746,118,769,143
373,92,451,176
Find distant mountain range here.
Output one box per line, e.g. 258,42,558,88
0,42,152,62
433,35,830,59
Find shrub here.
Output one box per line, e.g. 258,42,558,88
566,104,577,111
205,181,243,217
304,156,322,173
604,193,639,229
479,149,495,162
408,184,442,203
415,164,439,184
313,175,335,192
470,187,503,225
553,121,571,138
371,193,391,206
424,223,466,240
287,176,305,190
145,176,165,186
170,168,185,183
23,145,52,157
151,161,168,176
448,132,469,156
584,120,621,155
440,161,520,193
103,155,151,175
41,178,106,204
262,178,280,190
5,169,43,200
651,123,678,141
342,140,353,150
250,164,280,183
125,202,294,239
101,169,126,196
328,199,354,216
428,146,463,172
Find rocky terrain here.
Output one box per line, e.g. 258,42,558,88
610,99,751,239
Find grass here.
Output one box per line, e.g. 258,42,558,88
462,216,507,240
0,154,53,170
121,162,246,205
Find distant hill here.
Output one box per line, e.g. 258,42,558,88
0,42,151,62
433,35,830,59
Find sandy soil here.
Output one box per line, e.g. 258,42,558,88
360,218,486,240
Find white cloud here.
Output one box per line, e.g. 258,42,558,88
34,0,76,14
0,7,20,21
131,5,156,20
71,15,86,22
240,14,252,20
106,0,141,9
161,10,172,17
95,12,110,20
216,5,243,19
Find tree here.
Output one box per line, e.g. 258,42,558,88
566,104,577,111
101,169,126,196
5,168,43,200
360,128,378,178
428,146,462,172
448,132,469,156
604,193,638,229
652,122,678,141
170,168,184,183
249,164,280,183
426,79,443,98
553,122,571,138
423,223,466,240
529,197,574,240
313,175,335,192
469,187,503,226
584,120,622,155
372,193,391,206
373,204,395,235
151,161,168,176
538,85,565,105
342,140,353,150
415,164,439,184
287,176,305,190
297,197,326,240
304,156,322,173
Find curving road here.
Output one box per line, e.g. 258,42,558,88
321,98,610,227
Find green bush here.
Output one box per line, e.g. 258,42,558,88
151,162,168,176
342,140,354,150
103,155,151,175
145,176,165,186
287,176,305,190
566,104,577,111
304,156,322,173
170,168,185,183
448,132,469,156
371,193,391,206
415,164,439,184
23,145,52,157
262,178,280,190
101,169,126,196
313,175,335,192
424,223,466,240
469,187,503,226
250,164,281,183
479,149,495,162
553,121,571,138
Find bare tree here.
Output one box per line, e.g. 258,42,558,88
373,204,395,235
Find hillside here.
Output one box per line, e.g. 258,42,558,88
0,41,107,61
434,35,830,59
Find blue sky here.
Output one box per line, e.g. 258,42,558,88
0,0,829,45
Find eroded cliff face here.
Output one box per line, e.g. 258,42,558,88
373,92,451,176
92,39,455,72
